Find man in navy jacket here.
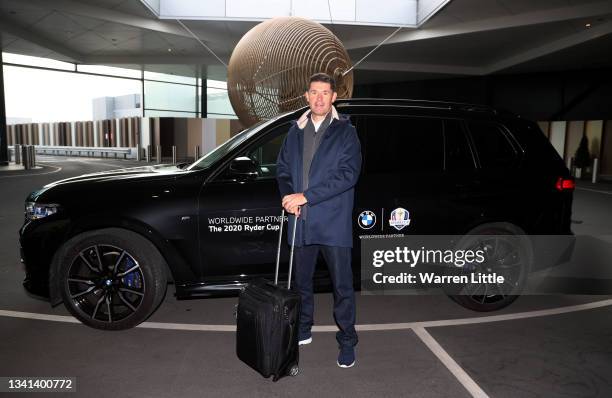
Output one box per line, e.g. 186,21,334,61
276,73,362,368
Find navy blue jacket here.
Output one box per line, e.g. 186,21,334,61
276,107,362,247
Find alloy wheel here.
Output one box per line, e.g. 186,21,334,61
67,244,145,323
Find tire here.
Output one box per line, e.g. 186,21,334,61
446,223,533,312
56,228,168,330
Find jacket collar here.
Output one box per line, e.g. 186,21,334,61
296,105,340,130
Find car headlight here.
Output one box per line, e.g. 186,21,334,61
25,202,60,220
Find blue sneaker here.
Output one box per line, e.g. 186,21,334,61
298,332,312,346
337,346,355,368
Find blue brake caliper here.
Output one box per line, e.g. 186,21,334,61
121,257,142,289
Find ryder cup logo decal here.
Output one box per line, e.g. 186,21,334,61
389,208,411,230
358,210,376,229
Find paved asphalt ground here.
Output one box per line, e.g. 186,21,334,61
1,156,612,398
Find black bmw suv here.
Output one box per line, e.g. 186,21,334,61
20,99,575,330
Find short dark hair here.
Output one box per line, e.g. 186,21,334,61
308,73,336,92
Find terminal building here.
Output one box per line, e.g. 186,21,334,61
1,0,611,176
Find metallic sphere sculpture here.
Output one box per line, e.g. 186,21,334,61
227,16,354,127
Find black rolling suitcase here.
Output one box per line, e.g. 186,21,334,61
236,209,301,381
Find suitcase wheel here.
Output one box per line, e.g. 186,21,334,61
289,365,299,376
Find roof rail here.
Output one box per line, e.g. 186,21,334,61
334,98,497,114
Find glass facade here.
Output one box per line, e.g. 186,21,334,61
206,79,236,118
207,87,236,118
77,64,142,79
144,81,197,115
2,52,238,122
3,53,74,71
144,71,196,85
3,64,141,123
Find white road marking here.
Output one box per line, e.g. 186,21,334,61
0,164,62,179
0,310,80,323
1,298,611,331
576,187,612,195
413,327,489,398
138,321,236,332
353,297,612,331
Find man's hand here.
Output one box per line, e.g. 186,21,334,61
282,193,308,216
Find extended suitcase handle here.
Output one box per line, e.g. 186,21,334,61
274,208,299,289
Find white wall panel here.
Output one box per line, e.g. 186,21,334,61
549,121,567,159
203,118,217,155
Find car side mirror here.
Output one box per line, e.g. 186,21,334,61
228,157,259,180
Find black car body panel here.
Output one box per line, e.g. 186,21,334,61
19,99,574,305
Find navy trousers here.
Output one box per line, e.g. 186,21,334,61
293,245,358,348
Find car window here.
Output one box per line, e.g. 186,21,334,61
357,116,443,174
187,112,291,171
245,123,290,178
467,121,516,169
444,120,475,171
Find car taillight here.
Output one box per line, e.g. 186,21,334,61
555,177,575,191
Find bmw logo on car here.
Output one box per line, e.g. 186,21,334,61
358,210,376,229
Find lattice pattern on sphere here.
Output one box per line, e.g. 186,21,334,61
228,16,354,127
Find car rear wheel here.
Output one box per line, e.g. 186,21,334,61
56,228,167,330
447,223,532,312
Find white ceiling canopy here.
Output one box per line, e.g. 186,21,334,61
140,0,452,27
2,0,612,84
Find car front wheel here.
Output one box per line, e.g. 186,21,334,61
56,228,168,330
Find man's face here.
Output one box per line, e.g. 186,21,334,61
304,81,337,117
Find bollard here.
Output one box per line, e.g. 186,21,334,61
21,145,30,170
30,145,36,168
146,146,151,163
592,158,599,184
195,145,200,161
29,146,34,169
15,144,21,164
156,145,161,164
172,145,177,164
136,144,142,161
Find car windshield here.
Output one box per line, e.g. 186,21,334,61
186,115,288,171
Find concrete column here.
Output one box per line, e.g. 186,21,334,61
203,118,217,155
93,120,99,147
70,121,77,147
140,117,150,149
38,123,44,146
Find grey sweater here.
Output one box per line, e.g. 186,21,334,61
301,111,332,219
